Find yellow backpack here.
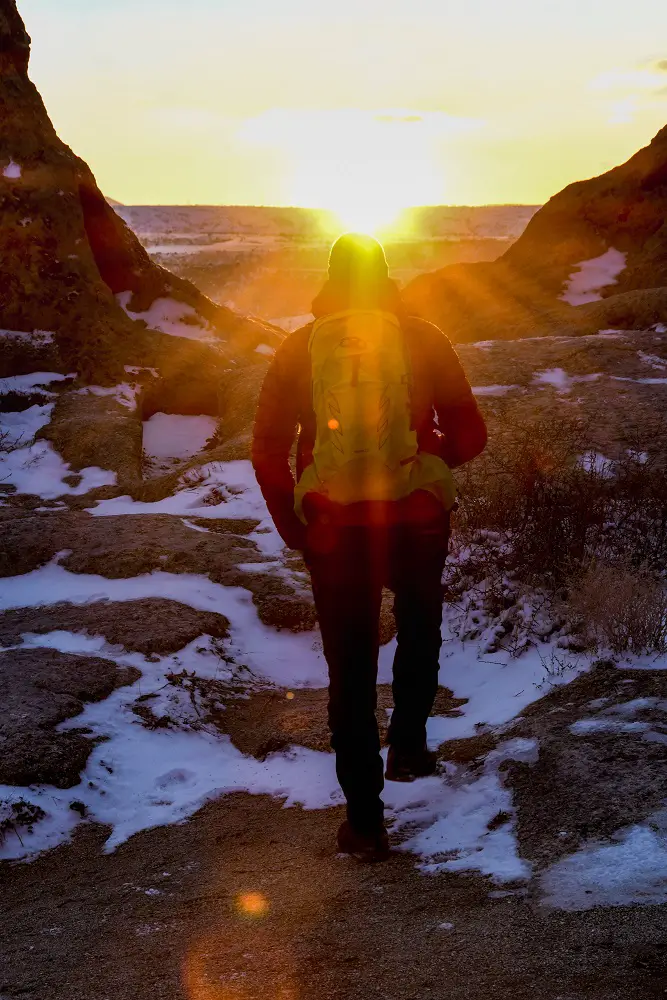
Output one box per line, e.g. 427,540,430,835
294,310,456,522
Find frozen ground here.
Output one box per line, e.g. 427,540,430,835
4,342,667,998
3,417,667,915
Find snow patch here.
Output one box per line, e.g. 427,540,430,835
0,403,54,448
0,329,54,346
254,343,276,357
541,814,667,910
0,440,116,499
0,560,325,689
3,159,21,180
533,369,602,393
88,459,287,560
472,385,521,397
638,351,667,371
560,248,627,306
76,383,138,411
0,372,71,394
390,739,536,882
142,413,217,468
125,365,159,378
116,292,217,343
0,610,535,884
0,379,115,497
270,314,313,333
577,451,614,477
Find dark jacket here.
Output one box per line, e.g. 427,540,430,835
252,305,487,550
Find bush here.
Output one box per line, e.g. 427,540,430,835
447,412,667,654
567,563,667,654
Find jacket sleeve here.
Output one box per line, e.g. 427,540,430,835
430,331,488,469
251,335,306,550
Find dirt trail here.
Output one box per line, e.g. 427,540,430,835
3,758,667,999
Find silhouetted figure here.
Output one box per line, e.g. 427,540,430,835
253,233,487,860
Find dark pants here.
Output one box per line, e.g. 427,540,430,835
305,494,450,833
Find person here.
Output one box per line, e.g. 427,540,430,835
252,233,487,861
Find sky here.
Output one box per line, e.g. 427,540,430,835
20,0,667,212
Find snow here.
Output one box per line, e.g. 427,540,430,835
560,248,627,306
0,440,116,499
89,459,287,559
638,351,667,371
0,374,117,496
270,314,313,333
125,365,159,378
0,559,326,689
0,328,54,345
613,376,667,386
1,402,54,448
0,371,71,394
577,451,614,477
389,739,536,881
76,383,138,410
472,385,521,396
0,388,115,498
3,159,21,180
570,718,651,735
116,292,217,343
143,413,217,467
533,369,602,393
254,343,276,357
0,604,534,883
540,814,667,910
0,455,593,883
0,625,340,859
424,636,586,746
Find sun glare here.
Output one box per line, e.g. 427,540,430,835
241,109,449,234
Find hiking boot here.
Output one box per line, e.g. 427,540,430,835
385,745,438,782
337,820,390,862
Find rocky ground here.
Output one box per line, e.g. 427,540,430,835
4,1,667,994
4,327,667,998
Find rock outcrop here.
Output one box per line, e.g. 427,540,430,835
404,125,667,341
0,0,280,384
0,0,283,485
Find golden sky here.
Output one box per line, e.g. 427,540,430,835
21,0,667,210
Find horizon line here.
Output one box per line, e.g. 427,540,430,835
111,201,542,210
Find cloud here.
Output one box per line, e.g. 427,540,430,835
608,97,638,125
591,68,666,92
239,109,483,148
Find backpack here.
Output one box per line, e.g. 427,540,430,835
294,309,456,522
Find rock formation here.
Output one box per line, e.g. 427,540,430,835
0,0,281,485
0,0,280,381
404,125,667,341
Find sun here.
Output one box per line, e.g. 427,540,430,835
265,110,446,235
331,190,406,236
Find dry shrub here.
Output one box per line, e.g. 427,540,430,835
447,410,667,654
567,563,667,654
451,412,610,589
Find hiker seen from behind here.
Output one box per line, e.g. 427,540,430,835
252,233,487,861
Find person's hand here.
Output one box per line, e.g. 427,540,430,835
279,516,307,552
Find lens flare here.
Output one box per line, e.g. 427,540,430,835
236,891,269,918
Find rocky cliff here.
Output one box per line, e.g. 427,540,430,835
404,125,667,341
0,0,280,381
0,0,282,486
